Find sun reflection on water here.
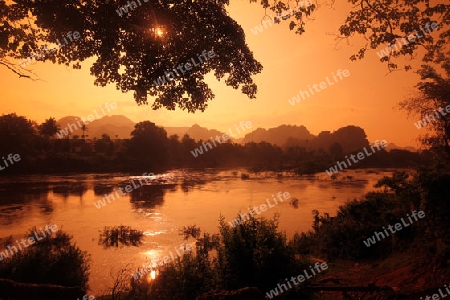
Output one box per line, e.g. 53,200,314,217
147,270,157,282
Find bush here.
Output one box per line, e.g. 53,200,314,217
414,167,450,266
0,228,90,291
127,213,312,299
292,169,450,262
217,213,307,291
291,192,407,260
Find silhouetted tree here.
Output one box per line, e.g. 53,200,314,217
331,126,370,153
180,134,198,164
80,125,88,140
332,1,449,71
2,1,447,108
0,0,262,111
128,121,168,166
94,134,114,155
0,113,37,157
167,134,181,165
39,117,60,140
399,57,450,157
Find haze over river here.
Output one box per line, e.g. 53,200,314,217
0,168,396,295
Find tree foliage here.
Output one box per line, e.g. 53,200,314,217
251,0,449,71
0,0,262,111
399,54,450,155
127,120,168,163
1,1,448,112
0,113,37,155
39,117,60,140
336,0,449,71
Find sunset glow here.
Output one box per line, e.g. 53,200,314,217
0,1,448,299
0,1,435,146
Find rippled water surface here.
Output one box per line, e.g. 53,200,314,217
0,168,395,295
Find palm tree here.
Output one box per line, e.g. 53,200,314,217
81,124,88,140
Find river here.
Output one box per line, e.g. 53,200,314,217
0,168,395,295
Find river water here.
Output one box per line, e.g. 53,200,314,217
0,168,394,295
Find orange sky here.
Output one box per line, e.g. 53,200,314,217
0,1,439,147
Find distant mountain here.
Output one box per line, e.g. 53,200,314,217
186,124,226,141
241,124,371,154
241,125,314,145
56,116,228,141
89,115,135,139
165,124,227,141
56,115,405,153
57,115,135,139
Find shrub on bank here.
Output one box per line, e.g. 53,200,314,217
291,191,414,260
127,213,313,299
291,169,450,263
0,228,90,291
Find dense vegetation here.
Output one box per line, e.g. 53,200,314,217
292,167,450,264
0,113,431,175
116,214,315,299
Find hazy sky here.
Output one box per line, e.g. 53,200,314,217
0,1,437,147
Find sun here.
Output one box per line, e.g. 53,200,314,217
156,27,164,37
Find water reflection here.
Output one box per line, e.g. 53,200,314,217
93,184,115,196
0,182,51,225
52,182,88,199
129,184,176,209
181,178,208,193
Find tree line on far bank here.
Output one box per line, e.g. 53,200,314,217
0,113,432,174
